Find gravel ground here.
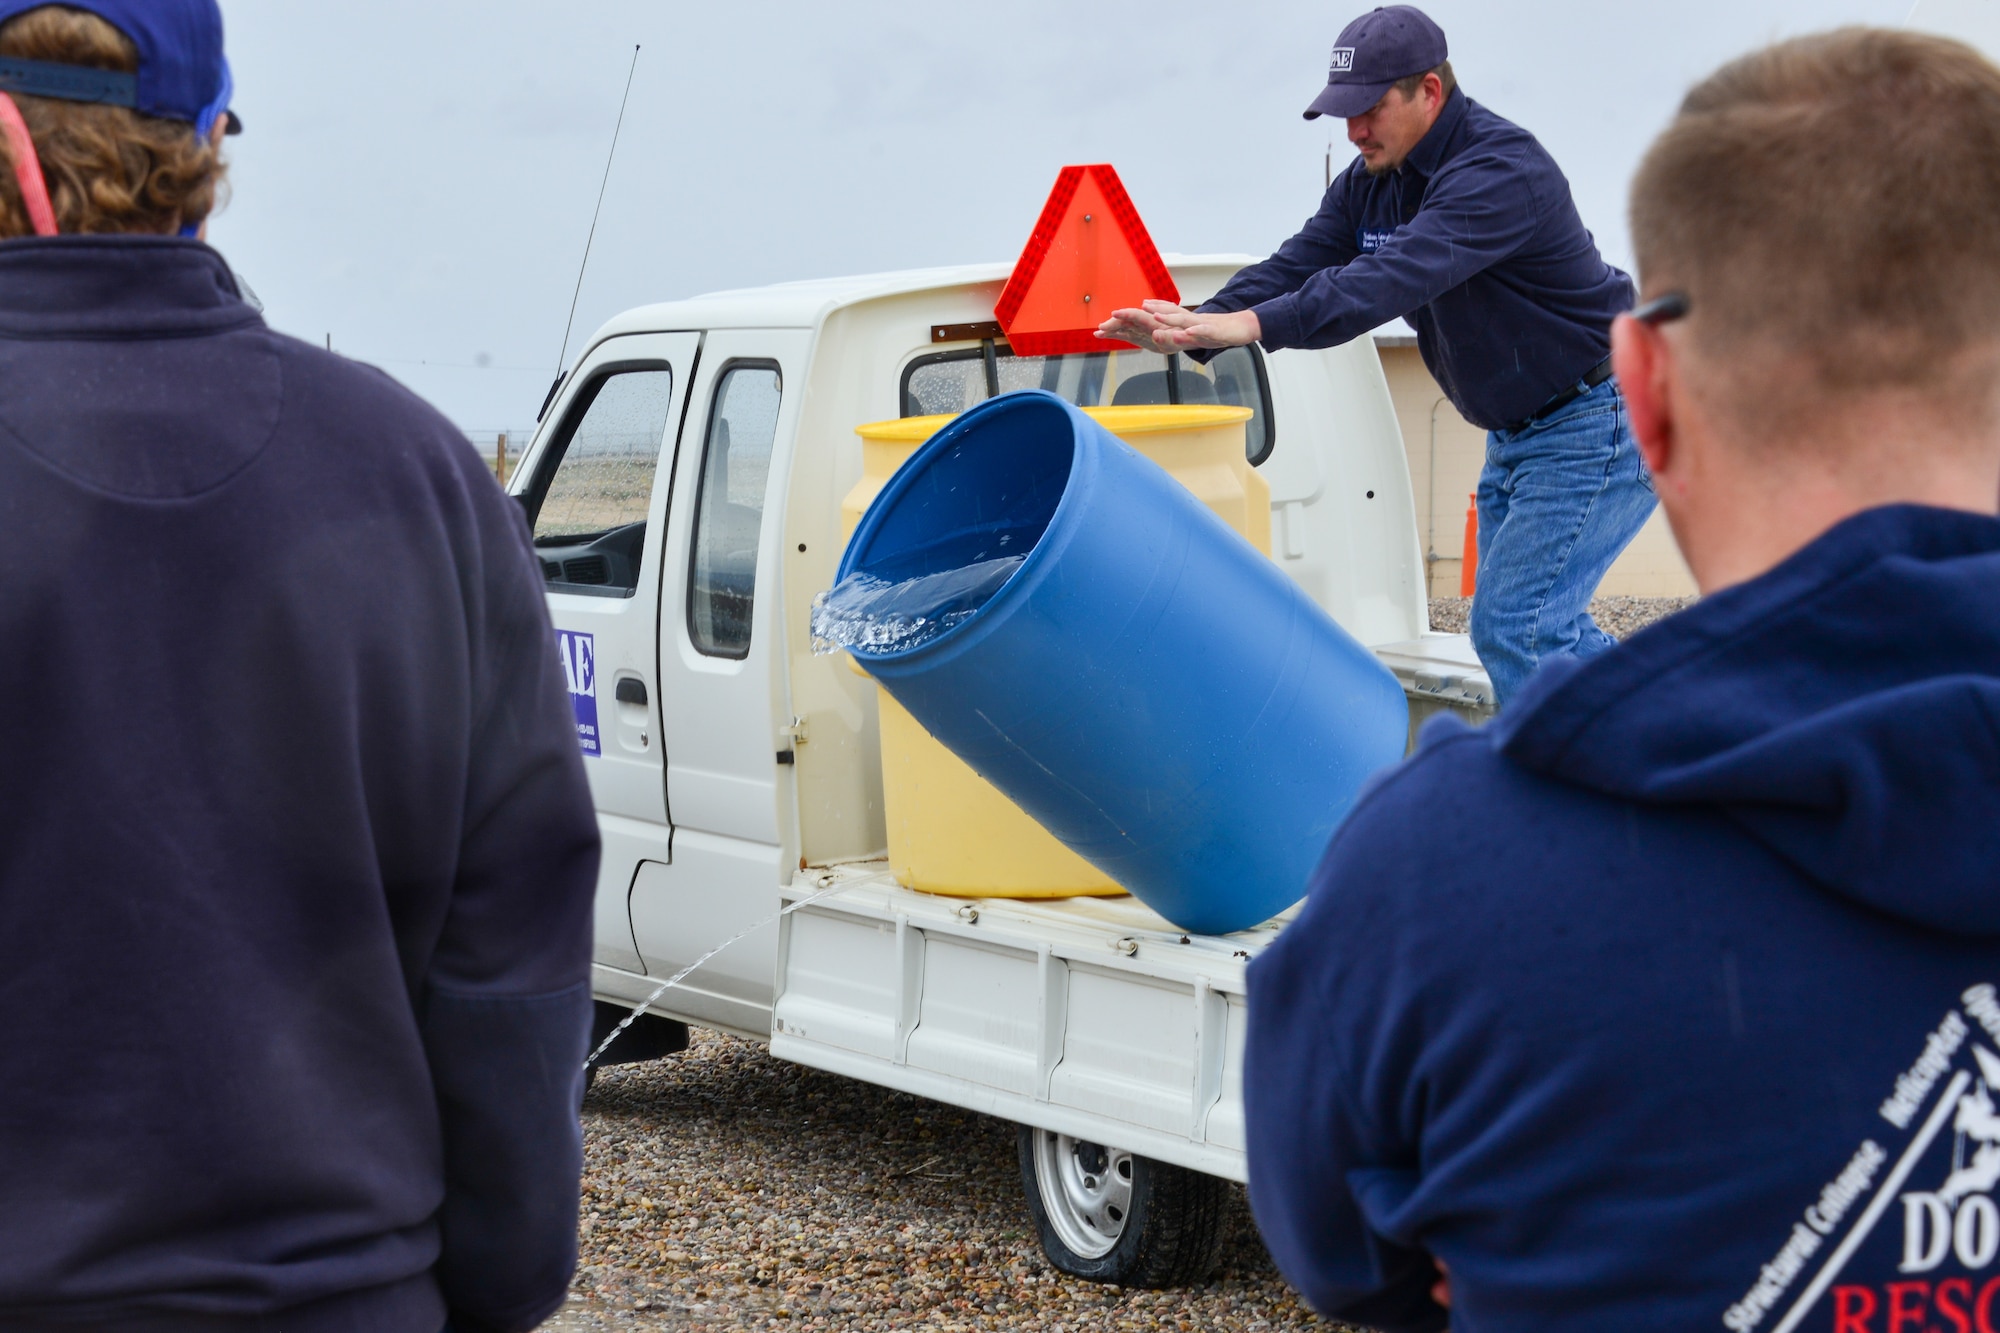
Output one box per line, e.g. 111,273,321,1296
549,1028,1343,1332
1428,594,1696,640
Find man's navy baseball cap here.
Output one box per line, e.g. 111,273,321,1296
0,0,238,137
1304,5,1448,120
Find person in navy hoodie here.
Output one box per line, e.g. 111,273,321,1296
1244,27,2000,1333
0,4,598,1332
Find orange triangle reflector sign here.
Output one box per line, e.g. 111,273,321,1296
994,164,1180,356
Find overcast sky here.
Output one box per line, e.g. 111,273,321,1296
208,0,1938,435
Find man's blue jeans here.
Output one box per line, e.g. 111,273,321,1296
1471,377,1656,703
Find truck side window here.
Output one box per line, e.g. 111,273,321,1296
689,364,782,658
531,368,674,595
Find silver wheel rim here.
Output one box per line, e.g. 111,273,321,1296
1031,1128,1134,1259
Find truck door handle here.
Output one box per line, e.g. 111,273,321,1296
615,678,648,706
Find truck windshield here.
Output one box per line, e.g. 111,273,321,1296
901,343,1274,465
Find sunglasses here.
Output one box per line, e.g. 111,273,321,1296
1632,291,1690,326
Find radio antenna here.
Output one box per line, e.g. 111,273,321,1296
542,43,641,421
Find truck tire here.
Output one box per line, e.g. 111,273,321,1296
1016,1124,1228,1287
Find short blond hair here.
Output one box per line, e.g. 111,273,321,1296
0,5,226,237
1631,28,2000,406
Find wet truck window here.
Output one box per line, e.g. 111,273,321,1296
690,364,782,658
532,368,674,595
900,343,1275,466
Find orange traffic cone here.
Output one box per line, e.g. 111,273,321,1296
1460,493,1479,597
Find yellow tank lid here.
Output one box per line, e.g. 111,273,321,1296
1085,404,1254,434
854,413,956,443
855,403,1253,443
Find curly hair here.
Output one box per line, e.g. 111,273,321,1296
0,5,226,237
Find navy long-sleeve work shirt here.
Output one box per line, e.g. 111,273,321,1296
1200,88,1633,431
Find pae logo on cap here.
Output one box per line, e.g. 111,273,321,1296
1329,47,1355,73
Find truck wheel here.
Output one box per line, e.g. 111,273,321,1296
1016,1124,1228,1287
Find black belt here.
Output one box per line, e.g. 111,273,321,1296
1508,356,1615,432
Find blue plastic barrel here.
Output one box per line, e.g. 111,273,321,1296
840,390,1409,935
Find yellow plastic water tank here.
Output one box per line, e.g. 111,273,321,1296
843,405,1269,898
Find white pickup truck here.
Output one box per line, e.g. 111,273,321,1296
509,257,1493,1285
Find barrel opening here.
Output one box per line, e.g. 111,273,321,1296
847,392,1076,588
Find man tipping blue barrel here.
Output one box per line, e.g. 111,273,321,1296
1098,5,1651,704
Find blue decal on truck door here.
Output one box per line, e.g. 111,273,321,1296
557,629,600,756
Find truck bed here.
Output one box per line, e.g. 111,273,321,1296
764,639,1488,1183
769,859,1291,1182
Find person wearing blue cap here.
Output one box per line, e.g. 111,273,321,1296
1099,5,1652,705
0,5,598,1333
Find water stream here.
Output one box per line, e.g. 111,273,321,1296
585,876,878,1071
810,555,1025,657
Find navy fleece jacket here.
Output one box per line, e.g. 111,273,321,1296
0,238,600,1333
1245,505,2000,1333
1197,88,1632,431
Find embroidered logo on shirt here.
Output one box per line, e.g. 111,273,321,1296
1329,47,1355,74
1359,229,1395,253
1720,985,2000,1333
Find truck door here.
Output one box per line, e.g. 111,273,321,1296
513,331,700,974
629,330,806,1036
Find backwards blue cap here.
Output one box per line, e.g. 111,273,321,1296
0,0,238,136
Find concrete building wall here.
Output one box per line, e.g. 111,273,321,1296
1375,342,1697,600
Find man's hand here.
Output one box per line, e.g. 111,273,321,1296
1096,299,1262,353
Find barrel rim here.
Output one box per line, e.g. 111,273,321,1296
837,390,1095,667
